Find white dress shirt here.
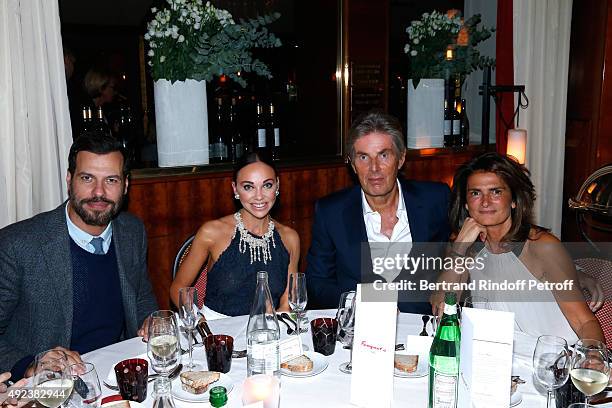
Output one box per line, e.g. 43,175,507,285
361,180,412,243
361,180,412,280
65,203,113,254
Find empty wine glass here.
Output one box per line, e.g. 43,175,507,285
67,363,101,408
289,273,308,350
570,338,610,406
532,335,570,408
336,290,356,374
32,350,74,408
178,287,201,369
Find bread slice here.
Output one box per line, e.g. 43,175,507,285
179,371,220,394
281,355,314,373
394,354,418,373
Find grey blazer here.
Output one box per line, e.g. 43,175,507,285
0,204,159,372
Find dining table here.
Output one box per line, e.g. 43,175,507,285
86,310,551,408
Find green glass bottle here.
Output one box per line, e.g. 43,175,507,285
209,386,228,407
428,292,461,408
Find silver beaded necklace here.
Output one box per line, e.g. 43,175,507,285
233,211,276,264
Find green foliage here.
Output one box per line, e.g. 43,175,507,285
404,11,495,88
145,0,281,84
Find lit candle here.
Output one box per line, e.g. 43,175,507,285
506,128,527,164
445,47,454,61
242,375,280,408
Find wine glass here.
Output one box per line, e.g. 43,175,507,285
67,363,101,408
178,287,201,369
147,310,181,392
336,290,356,374
532,335,570,408
32,350,74,408
570,339,610,406
288,273,308,349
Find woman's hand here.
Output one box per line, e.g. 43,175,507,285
577,272,604,313
451,217,487,255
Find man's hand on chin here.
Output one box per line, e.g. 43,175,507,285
23,347,82,377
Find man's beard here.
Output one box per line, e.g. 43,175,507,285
69,190,123,227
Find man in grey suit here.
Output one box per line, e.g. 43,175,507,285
0,132,158,379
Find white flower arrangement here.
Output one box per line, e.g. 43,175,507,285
404,10,494,87
145,0,280,84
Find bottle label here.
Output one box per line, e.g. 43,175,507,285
274,128,280,146
444,120,451,136
432,371,458,408
443,303,457,316
452,120,460,135
257,129,266,147
249,342,279,373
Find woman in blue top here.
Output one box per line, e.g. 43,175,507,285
170,151,300,316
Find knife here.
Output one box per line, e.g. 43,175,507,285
196,311,213,338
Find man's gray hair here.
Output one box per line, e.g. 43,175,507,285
347,110,406,161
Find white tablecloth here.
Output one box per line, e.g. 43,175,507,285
85,311,546,408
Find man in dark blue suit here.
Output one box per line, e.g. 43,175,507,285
306,111,450,313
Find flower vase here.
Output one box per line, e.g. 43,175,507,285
154,79,209,167
406,78,444,148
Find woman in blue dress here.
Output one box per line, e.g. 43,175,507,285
170,151,300,316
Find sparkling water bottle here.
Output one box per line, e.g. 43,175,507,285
246,271,281,379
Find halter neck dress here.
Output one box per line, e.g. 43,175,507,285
204,227,289,316
468,243,578,343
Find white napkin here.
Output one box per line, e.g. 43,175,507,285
199,305,229,321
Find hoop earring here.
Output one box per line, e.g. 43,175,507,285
275,190,279,196
234,194,240,200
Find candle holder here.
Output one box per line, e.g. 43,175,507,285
242,375,280,408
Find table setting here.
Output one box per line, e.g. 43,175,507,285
80,308,594,408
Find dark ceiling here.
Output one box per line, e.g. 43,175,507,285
59,0,155,27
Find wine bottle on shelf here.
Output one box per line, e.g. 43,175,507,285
254,102,268,153
460,99,470,147
229,97,244,163
210,97,229,163
428,292,461,408
443,99,453,147
93,106,112,137
452,100,461,147
268,103,280,161
79,105,92,137
246,271,281,379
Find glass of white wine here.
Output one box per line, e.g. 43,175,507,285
147,310,181,396
570,339,610,406
32,350,74,408
532,335,569,408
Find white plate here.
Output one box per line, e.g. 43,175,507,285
104,354,152,388
510,390,522,407
171,372,234,402
393,354,428,378
280,351,328,378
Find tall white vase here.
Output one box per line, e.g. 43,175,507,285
154,79,209,167
406,78,444,148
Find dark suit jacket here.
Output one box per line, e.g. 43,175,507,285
0,204,159,372
306,179,450,314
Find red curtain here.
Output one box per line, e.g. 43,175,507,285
496,0,514,154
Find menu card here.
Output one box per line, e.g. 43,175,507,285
457,307,514,408
350,283,397,408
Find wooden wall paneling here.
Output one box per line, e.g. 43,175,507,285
562,0,608,241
